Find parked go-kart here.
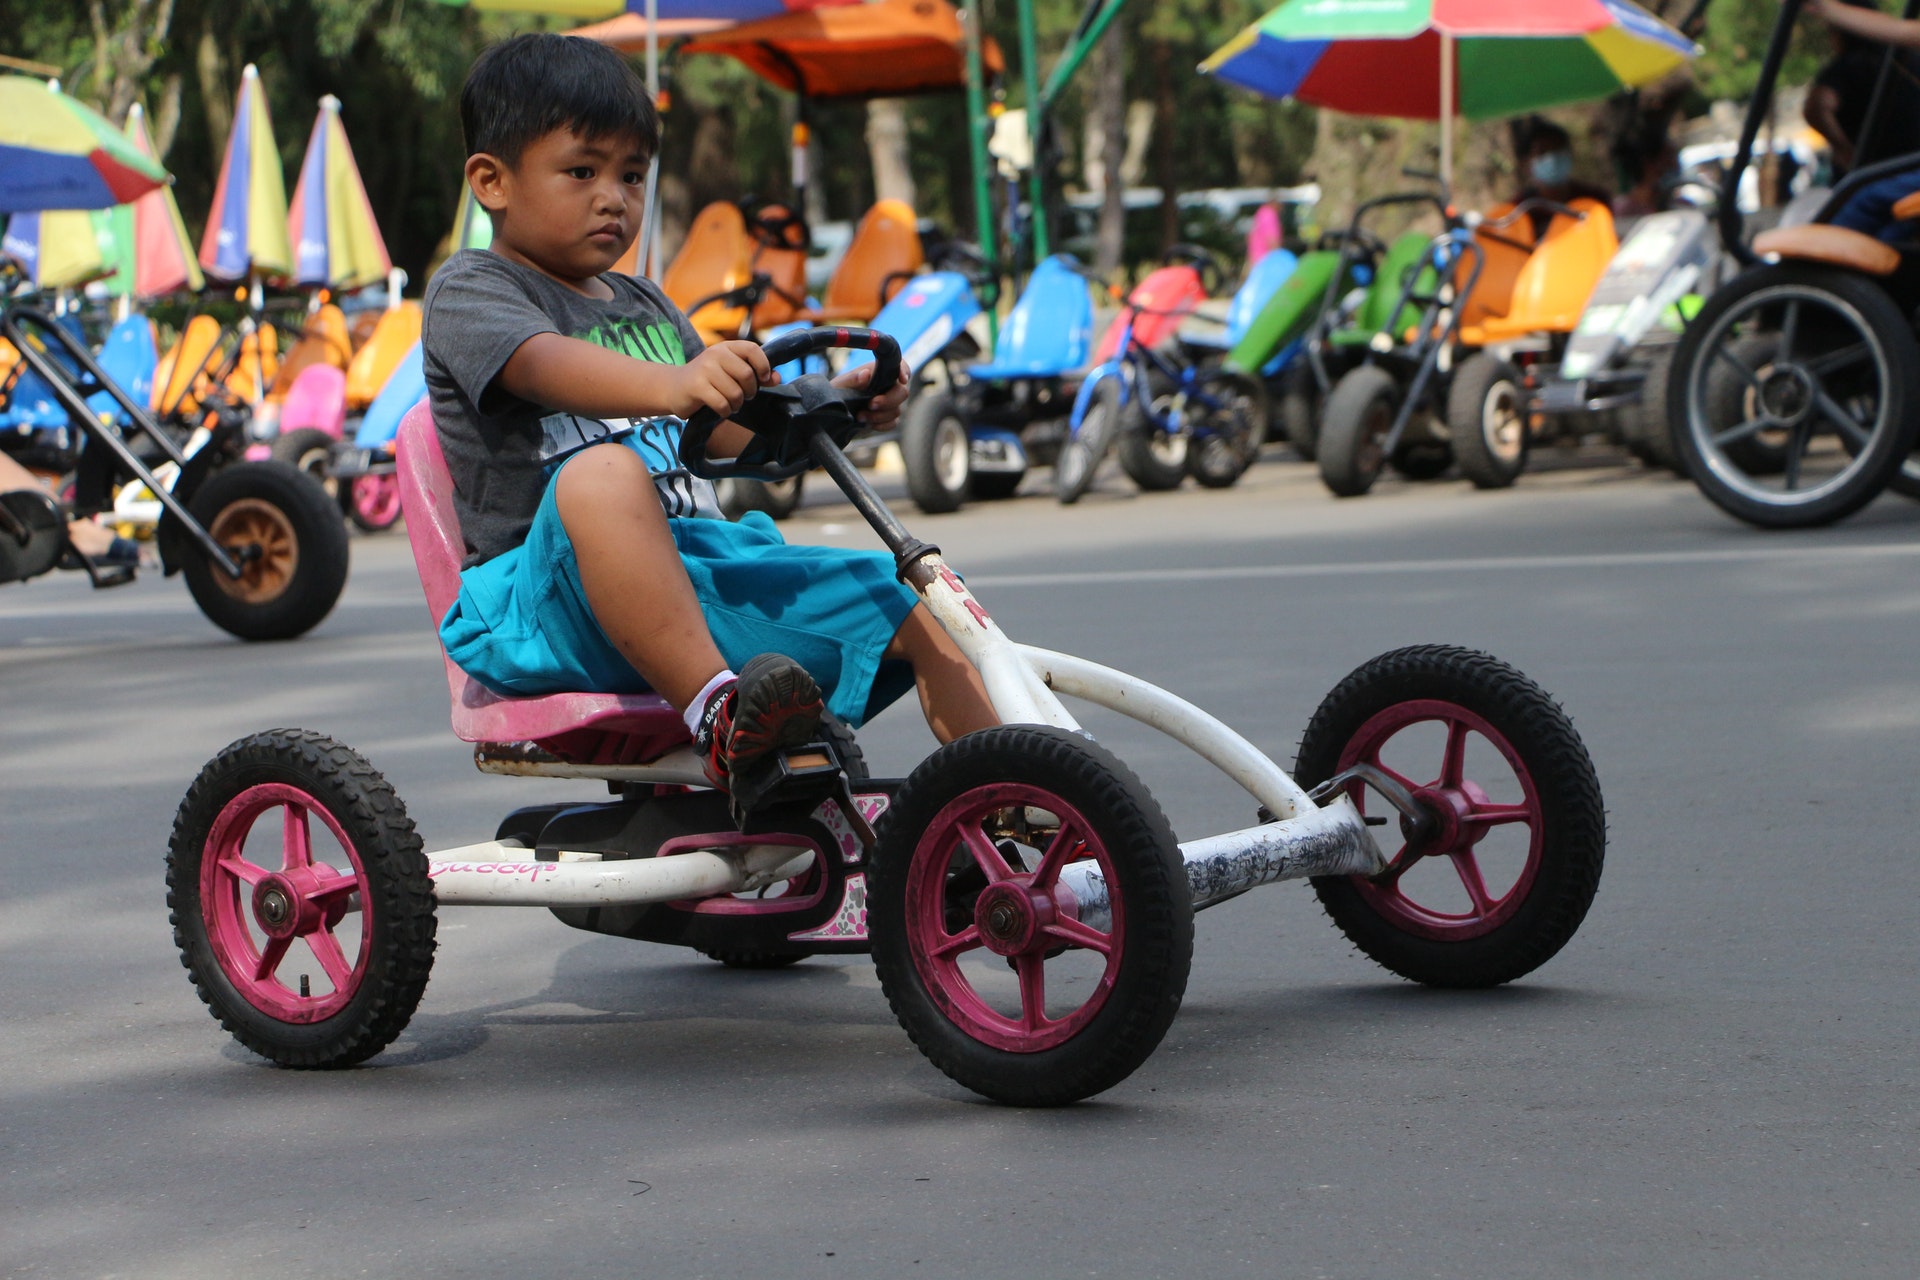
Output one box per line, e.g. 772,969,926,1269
168,326,1606,1105
1,262,349,639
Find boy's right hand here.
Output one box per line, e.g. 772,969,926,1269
672,340,776,420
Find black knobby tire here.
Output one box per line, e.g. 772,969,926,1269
1622,344,1682,473
718,474,805,521
1317,364,1399,497
869,726,1193,1105
1057,376,1127,505
1295,645,1605,988
901,388,972,514
701,710,866,971
1116,368,1186,492
1668,264,1920,528
269,427,339,497
1447,352,1529,490
1277,361,1321,461
1187,368,1268,489
168,729,436,1067
182,460,350,641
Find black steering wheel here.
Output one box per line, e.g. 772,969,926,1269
679,327,903,483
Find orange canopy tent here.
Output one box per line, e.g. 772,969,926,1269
675,0,1002,99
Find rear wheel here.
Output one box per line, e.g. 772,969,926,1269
1295,645,1605,988
901,389,971,514
168,729,435,1067
869,726,1193,1105
1186,368,1267,489
344,471,402,532
1447,352,1529,489
1621,345,1681,473
269,428,339,499
717,474,804,521
969,469,1025,500
1317,365,1398,497
1117,370,1188,491
1277,361,1321,461
1669,264,1918,528
182,460,349,641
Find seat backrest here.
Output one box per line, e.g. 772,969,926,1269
1493,198,1619,336
153,314,223,414
661,201,753,341
821,199,923,320
987,255,1094,374
396,400,466,625
1457,202,1537,331
345,301,423,409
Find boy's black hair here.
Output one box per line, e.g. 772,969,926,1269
460,33,659,166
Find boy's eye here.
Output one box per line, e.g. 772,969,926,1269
568,166,594,180
623,171,645,186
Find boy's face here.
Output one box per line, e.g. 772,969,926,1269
470,127,651,283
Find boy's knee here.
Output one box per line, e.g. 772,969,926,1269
554,443,660,523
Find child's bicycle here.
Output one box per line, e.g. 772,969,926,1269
1056,248,1266,503
167,327,1606,1105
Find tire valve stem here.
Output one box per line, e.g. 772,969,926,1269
300,974,310,998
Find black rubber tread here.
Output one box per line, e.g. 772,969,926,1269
181,460,350,641
1187,368,1268,489
1277,361,1320,461
167,728,436,1067
1116,368,1187,492
269,427,338,494
969,469,1025,500
900,388,969,514
717,474,804,521
1623,345,1681,473
1295,645,1606,989
1317,364,1398,497
1056,377,1126,505
703,950,808,969
869,725,1193,1106
1668,264,1920,528
1888,451,1920,500
1446,352,1528,490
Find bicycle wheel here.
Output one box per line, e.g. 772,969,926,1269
1186,368,1268,489
1057,376,1127,505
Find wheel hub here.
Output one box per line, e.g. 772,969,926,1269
1404,781,1494,857
1759,365,1816,425
973,880,1055,956
250,864,344,939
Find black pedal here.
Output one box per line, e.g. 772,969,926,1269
731,740,877,851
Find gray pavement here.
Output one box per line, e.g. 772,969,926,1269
5,454,1919,1279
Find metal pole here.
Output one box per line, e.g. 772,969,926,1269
961,0,1001,331
1719,0,1804,264
1439,31,1454,195
639,0,662,280
1016,0,1049,259
1037,0,1128,120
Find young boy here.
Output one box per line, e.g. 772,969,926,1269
422,33,996,812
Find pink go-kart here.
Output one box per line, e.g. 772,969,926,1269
167,329,1606,1106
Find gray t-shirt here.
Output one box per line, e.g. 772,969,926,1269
421,249,718,566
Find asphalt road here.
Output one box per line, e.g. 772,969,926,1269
5,453,1919,1279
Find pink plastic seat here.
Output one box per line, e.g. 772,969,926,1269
279,363,347,438
395,402,689,763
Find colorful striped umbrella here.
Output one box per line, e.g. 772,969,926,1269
288,95,392,290
1201,0,1695,184
198,63,292,281
0,207,110,290
449,185,493,253
431,0,853,20
0,76,169,214
120,103,206,297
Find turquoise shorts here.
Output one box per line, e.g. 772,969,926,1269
439,465,919,728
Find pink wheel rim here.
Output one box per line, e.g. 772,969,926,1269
1336,699,1544,941
199,783,372,1022
352,473,402,527
904,782,1124,1053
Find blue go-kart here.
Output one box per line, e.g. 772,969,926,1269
872,252,1094,514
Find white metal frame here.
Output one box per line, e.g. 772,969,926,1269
430,547,1385,912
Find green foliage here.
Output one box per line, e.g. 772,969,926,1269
1693,0,1833,101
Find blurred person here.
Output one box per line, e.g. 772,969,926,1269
1513,120,1613,238
0,449,138,568
1803,0,1920,240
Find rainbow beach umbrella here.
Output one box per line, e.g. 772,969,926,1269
0,76,169,214
288,95,392,291
1201,0,1695,184
199,63,292,281
0,208,111,290
113,103,205,297
449,185,492,254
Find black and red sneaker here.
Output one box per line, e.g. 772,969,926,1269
693,653,825,805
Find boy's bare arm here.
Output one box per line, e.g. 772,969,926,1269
1808,0,1920,48
498,332,774,423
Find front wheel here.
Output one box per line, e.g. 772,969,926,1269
1057,376,1127,505
182,460,350,641
1295,645,1605,988
869,726,1193,1105
168,729,437,1066
269,427,339,499
1317,365,1398,497
900,389,972,514
344,471,403,532
1447,352,1529,489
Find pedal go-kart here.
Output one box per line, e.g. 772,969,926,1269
168,328,1605,1105
0,267,349,639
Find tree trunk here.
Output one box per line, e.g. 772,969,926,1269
1093,20,1126,275
195,19,230,153
1152,39,1178,255
865,98,916,209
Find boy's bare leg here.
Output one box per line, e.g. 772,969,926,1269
554,443,726,711
884,604,999,743
0,451,116,556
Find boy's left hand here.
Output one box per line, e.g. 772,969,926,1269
832,359,912,431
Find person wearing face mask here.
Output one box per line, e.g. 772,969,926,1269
1514,120,1613,240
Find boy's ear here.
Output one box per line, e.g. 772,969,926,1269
466,153,510,214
